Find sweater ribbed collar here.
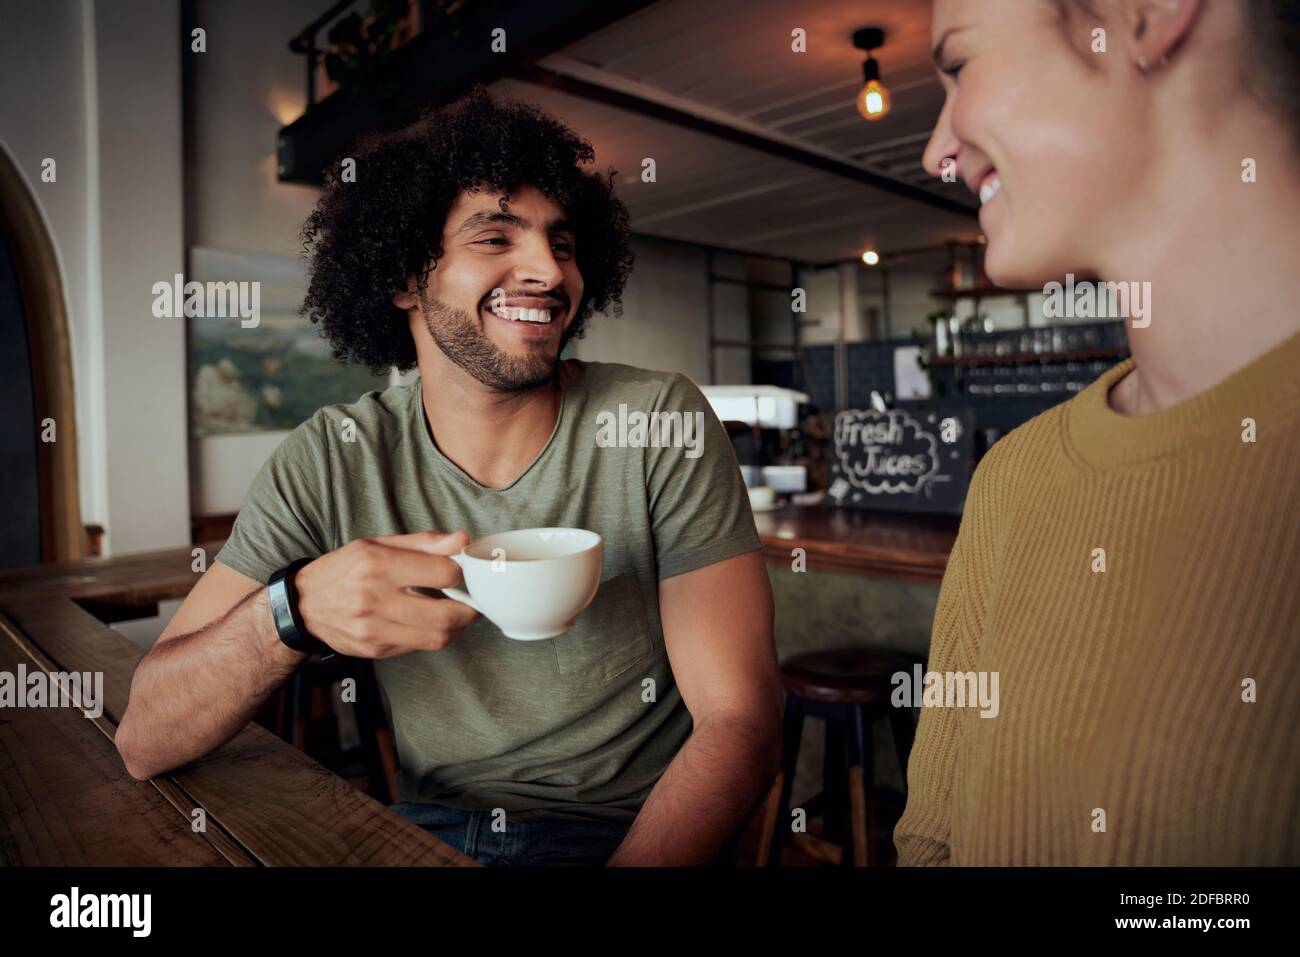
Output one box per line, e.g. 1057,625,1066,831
1066,329,1300,470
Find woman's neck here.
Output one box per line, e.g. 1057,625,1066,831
1101,118,1300,416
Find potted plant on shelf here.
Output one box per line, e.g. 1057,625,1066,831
322,0,415,99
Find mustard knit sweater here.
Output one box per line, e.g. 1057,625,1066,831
894,330,1300,865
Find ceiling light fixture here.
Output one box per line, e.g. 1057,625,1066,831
853,27,891,122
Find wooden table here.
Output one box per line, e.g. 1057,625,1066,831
753,504,959,585
0,545,477,866
0,540,227,620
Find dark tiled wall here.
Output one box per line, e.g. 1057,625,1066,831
755,321,1129,447
755,339,913,413
846,340,903,408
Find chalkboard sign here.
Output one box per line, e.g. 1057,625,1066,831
826,408,975,515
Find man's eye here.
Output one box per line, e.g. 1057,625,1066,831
942,61,965,79
474,238,573,253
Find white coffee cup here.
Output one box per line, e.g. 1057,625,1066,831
441,527,603,640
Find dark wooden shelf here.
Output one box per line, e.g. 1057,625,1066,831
929,347,1128,367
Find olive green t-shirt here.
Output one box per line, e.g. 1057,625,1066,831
215,360,761,824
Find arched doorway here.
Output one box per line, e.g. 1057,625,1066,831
0,142,83,567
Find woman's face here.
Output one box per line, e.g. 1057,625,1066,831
923,0,1154,287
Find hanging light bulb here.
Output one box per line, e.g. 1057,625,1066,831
862,249,880,266
853,27,891,122
857,58,891,121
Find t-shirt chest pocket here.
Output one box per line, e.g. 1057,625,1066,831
552,572,655,682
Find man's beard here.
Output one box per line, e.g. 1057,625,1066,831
421,292,559,392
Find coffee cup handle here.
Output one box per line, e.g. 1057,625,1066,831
441,553,481,613
440,586,480,613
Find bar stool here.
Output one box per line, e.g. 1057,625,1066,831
256,656,398,802
760,648,922,867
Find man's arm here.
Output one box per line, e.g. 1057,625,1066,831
116,532,478,781
115,562,305,781
606,550,782,866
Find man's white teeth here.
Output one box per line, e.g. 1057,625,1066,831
979,174,1003,206
488,305,552,323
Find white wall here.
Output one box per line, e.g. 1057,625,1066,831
769,264,852,346
863,269,931,339
0,0,189,555
711,252,752,386
95,1,188,554
570,235,749,385
190,0,324,257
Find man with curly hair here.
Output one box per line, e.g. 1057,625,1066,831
117,87,782,867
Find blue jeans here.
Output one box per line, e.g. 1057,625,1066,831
390,800,631,867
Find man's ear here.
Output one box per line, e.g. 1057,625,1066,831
1123,0,1202,72
392,273,420,311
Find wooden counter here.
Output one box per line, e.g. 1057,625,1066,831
753,504,958,585
0,545,477,867
0,540,224,609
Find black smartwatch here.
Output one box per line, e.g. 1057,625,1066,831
268,559,333,659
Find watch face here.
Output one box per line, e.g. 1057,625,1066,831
265,560,325,656
269,568,311,650
271,579,296,636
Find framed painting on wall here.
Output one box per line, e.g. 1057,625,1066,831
186,246,390,436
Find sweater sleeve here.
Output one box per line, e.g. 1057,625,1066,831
892,532,971,865
893,442,1000,866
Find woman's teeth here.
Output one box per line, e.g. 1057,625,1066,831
488,305,553,323
979,174,1003,206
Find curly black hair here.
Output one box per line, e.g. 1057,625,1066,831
300,85,635,374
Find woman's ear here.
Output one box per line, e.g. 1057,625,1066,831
1124,0,1202,72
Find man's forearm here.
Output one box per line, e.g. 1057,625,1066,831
607,713,780,866
116,588,305,780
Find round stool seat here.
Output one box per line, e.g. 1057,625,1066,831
780,648,919,706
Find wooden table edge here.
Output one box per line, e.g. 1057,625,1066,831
0,602,479,867
758,536,950,585
0,611,259,865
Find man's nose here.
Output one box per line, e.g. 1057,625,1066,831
514,233,565,289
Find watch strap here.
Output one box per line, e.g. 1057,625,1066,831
268,559,332,658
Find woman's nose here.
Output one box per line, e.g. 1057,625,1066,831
922,95,960,179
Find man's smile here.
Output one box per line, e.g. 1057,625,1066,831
482,296,565,337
